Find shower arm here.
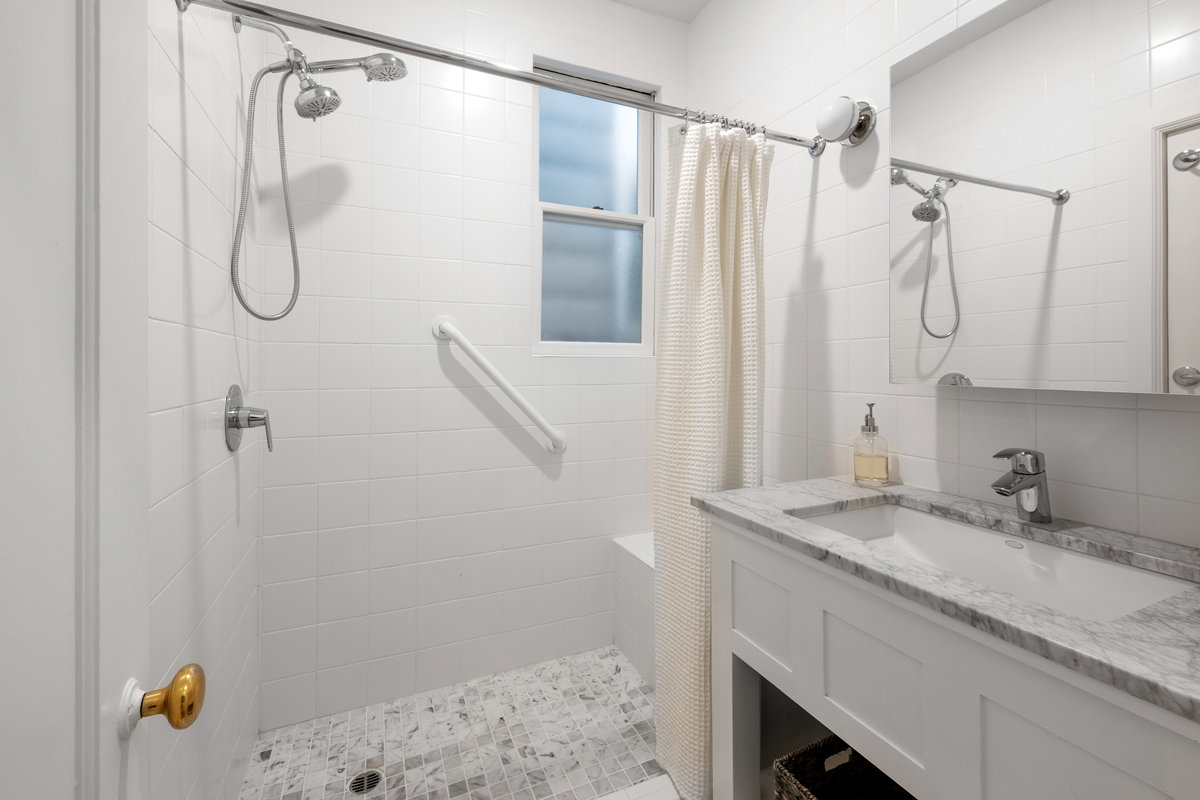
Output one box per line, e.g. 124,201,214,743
232,14,295,55
178,0,829,155
234,14,325,91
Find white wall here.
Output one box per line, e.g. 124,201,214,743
252,0,687,729
0,3,78,796
687,0,1200,546
146,4,264,797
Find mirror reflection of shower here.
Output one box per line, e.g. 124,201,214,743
891,167,960,339
228,16,409,321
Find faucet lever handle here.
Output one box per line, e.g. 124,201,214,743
993,447,1045,474
241,408,273,452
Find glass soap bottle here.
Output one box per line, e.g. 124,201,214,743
853,402,889,486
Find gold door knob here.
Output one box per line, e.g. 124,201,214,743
140,664,205,730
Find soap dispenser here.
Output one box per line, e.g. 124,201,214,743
853,402,889,486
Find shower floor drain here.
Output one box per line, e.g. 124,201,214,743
347,769,383,795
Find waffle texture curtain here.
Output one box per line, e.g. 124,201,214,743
653,122,773,800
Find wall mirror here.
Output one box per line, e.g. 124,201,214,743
888,0,1200,394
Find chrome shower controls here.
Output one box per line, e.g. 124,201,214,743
225,384,273,453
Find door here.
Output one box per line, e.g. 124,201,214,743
94,0,154,795
1166,124,1200,394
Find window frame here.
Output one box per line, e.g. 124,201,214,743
531,63,656,358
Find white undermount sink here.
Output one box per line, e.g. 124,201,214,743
799,505,1194,622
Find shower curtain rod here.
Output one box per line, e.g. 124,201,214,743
176,0,828,155
892,158,1071,205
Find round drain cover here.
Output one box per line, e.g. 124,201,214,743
348,769,383,795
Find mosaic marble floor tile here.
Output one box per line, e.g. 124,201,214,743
238,647,662,800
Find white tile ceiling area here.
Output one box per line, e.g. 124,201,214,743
612,0,710,22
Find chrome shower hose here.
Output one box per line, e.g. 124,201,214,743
230,66,301,321
920,198,960,339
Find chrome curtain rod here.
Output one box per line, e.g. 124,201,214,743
892,158,1070,205
177,0,828,156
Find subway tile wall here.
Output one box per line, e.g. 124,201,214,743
686,0,1200,545
146,2,265,799
252,0,687,730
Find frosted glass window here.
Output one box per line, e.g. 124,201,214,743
539,87,639,214
541,217,642,343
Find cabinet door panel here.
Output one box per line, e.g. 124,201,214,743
982,698,1170,800
731,561,792,670
823,610,925,766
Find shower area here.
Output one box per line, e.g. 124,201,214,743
140,0,683,798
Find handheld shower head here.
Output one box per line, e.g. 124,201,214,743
362,53,407,82
305,53,409,82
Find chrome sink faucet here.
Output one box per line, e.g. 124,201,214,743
991,448,1052,523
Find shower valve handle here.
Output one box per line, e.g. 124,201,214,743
234,407,273,452
224,384,273,453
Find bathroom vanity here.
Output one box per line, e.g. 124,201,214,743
696,479,1200,799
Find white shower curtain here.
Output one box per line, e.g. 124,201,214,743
653,122,773,800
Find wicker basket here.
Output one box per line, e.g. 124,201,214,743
773,735,917,800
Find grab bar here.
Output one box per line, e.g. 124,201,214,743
432,316,567,454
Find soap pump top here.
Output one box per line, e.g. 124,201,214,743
861,402,878,434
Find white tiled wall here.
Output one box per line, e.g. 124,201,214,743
253,0,687,729
146,4,264,798
687,0,1200,546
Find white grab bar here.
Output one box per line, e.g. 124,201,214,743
432,316,567,454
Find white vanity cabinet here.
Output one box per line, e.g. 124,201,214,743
711,520,1200,800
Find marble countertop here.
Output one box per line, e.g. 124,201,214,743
693,478,1200,725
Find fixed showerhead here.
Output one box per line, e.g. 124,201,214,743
896,167,954,220
295,80,342,119
912,199,942,222
361,53,407,82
